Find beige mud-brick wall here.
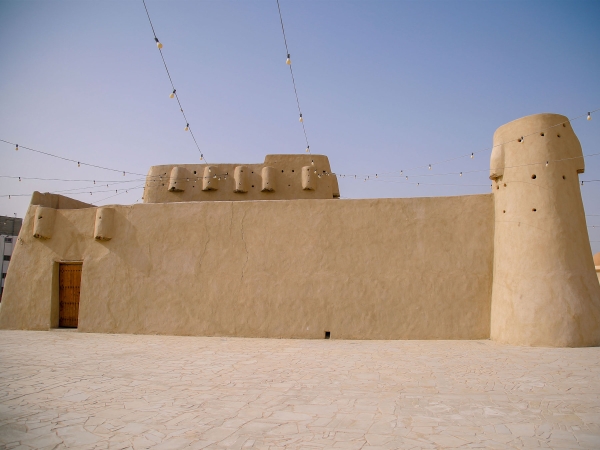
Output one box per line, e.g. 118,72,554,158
489,113,600,347
0,194,494,339
143,154,340,203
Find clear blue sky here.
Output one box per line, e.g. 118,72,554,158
1,0,599,252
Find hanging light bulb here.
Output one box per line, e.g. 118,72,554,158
299,114,303,123
460,172,463,177
400,170,403,175
184,123,189,131
78,162,80,167
286,54,291,65
170,89,176,99
588,112,592,121
200,155,203,161
306,146,310,153
428,164,431,170
546,161,549,167
405,176,408,180
93,180,96,184
471,153,474,159
18,177,21,182
581,180,584,186
520,136,524,143
155,37,163,49
417,183,420,186
311,160,314,166
15,144,18,151
123,171,126,176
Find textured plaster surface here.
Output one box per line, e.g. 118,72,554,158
0,195,494,340
144,155,339,203
489,114,600,347
0,330,600,449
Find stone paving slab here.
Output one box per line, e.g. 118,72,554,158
0,330,599,449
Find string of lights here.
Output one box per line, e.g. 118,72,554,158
1,185,145,199
1,139,146,177
0,175,146,183
2,108,596,188
142,0,207,163
276,0,310,154
361,108,597,178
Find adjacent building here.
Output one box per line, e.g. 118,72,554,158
1,215,23,301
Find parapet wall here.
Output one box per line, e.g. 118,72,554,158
143,154,340,203
0,194,494,339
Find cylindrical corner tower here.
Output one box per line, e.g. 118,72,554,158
489,113,600,347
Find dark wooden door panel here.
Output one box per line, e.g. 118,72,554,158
59,263,81,328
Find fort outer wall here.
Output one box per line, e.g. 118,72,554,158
1,113,599,346
0,194,494,340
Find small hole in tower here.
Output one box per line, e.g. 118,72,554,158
562,175,566,179
504,183,507,187
251,185,254,188
540,132,545,136
496,186,499,190
557,134,561,138
503,210,506,213
282,170,284,173
563,123,566,127
292,169,295,172
517,138,522,143
532,208,537,212
193,171,197,174
531,174,536,179
324,331,330,339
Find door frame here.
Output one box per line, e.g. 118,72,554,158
50,260,83,329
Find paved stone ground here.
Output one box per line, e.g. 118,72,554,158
0,331,599,449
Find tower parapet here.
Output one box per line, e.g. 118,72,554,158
143,154,340,203
489,113,600,346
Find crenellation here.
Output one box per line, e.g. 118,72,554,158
143,154,338,203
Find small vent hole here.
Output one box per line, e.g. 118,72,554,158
193,171,197,174
532,208,537,212
557,134,561,138
562,175,566,180
324,331,330,339
503,210,506,213
531,174,536,179
540,132,545,137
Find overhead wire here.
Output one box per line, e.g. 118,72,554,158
142,0,207,163
276,0,310,154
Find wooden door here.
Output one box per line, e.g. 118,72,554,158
59,263,82,328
